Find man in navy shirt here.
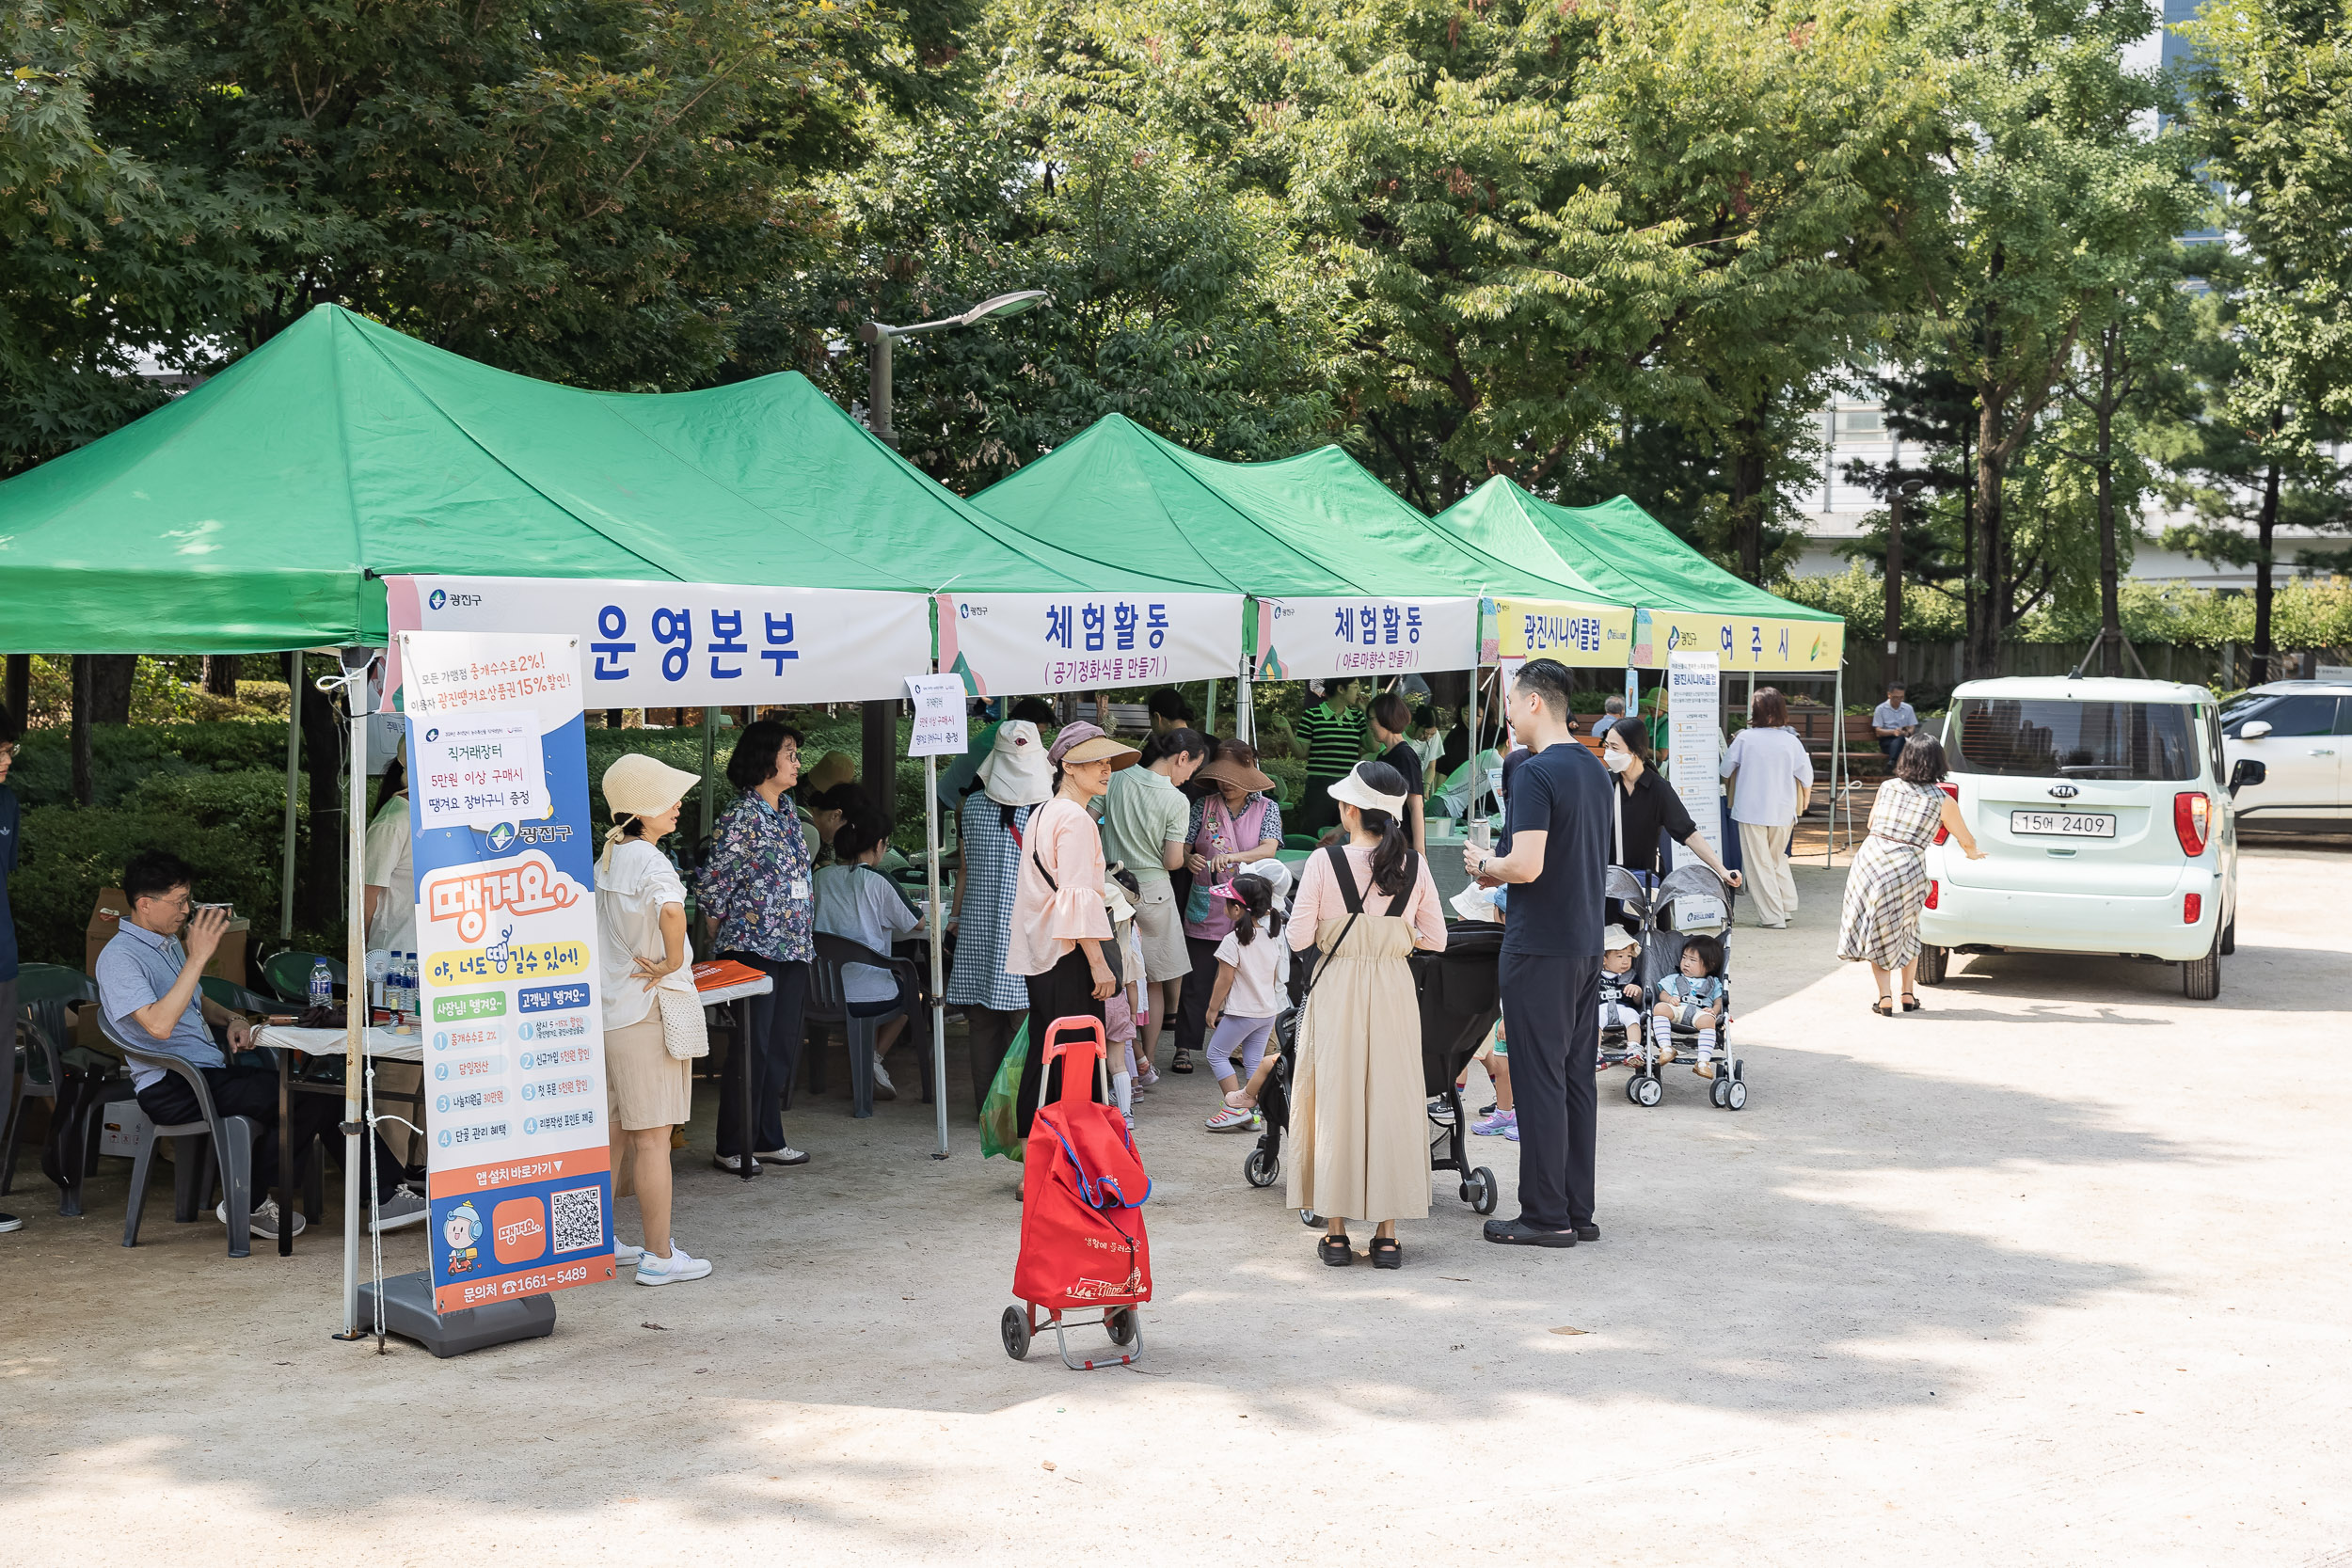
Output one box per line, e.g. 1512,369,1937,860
1464,658,1612,1246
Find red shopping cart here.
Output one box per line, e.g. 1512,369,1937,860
1001,1017,1153,1370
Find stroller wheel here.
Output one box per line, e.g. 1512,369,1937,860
1244,1147,1279,1189
1725,1078,1748,1111
1709,1075,1729,1109
1106,1307,1137,1347
1624,1073,1644,1105
1001,1306,1032,1361
1633,1075,1663,1108
1470,1166,1500,1215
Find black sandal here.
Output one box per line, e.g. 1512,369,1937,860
1319,1234,1353,1267
1871,998,1896,1017
1369,1236,1401,1270
1171,1049,1193,1074
1901,992,1921,1012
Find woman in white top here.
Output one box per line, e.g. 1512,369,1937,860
360,753,415,954
813,804,924,1099
596,754,711,1286
1718,687,1816,928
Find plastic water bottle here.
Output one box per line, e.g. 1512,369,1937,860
309,958,333,1010
395,953,415,1022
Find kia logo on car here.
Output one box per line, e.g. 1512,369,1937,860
2048,784,2079,799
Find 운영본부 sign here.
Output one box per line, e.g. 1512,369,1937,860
935,591,1245,697
385,575,932,708
397,628,616,1315
410,713,548,832
1245,596,1478,681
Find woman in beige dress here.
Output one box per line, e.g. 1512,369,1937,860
1285,760,1448,1269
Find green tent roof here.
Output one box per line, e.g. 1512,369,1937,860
1438,478,1841,625
0,304,1153,654
969,416,1626,604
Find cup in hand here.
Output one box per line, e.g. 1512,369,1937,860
1466,818,1492,852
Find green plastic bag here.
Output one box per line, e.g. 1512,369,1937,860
978,1020,1030,1161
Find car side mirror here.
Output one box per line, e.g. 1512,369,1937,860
2238,720,2273,739
2230,759,2266,795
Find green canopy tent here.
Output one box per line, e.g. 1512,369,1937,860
0,304,1189,1323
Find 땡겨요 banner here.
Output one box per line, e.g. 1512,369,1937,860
385,575,932,708
395,628,617,1315
936,591,1245,697
1245,596,1479,681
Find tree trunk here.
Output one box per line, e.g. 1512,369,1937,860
71,656,94,805
2250,451,2282,686
1968,401,2008,680
201,655,243,697
1729,418,1769,582
1883,488,1907,691
87,654,135,724
297,657,343,930
3,655,26,738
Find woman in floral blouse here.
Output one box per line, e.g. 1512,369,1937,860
702,719,814,1171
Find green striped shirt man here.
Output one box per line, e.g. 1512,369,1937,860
1295,700,1367,782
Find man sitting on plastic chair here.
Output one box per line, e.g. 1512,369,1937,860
95,849,426,1242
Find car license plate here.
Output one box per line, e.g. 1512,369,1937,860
2010,810,2116,838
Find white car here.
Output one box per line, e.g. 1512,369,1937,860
1916,677,2265,1000
2218,678,2352,824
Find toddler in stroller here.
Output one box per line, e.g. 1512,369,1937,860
1609,862,1750,1111
1597,925,1644,1057
1651,934,1730,1077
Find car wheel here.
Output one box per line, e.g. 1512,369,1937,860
2183,927,2221,1002
1916,943,1948,986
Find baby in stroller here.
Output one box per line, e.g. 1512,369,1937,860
1651,933,1732,1079
1597,925,1644,1049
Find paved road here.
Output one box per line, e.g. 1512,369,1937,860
1,845,2344,1565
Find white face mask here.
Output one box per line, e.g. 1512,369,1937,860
1603,748,1632,773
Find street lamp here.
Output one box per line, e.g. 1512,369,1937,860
858,290,1052,450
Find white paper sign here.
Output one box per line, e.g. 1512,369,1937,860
935,591,1244,697
1247,596,1479,681
905,674,970,757
411,714,548,831
385,575,932,708
1666,651,1723,870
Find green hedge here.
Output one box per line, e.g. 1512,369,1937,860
8,721,295,810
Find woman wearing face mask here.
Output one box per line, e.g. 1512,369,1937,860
1600,721,1741,896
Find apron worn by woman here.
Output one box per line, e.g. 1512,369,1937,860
1287,845,1430,1225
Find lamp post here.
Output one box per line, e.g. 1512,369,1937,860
1884,478,1926,692
858,290,1051,450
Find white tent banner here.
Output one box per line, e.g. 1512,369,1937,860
936,591,1244,697
385,575,931,707
1246,595,1478,681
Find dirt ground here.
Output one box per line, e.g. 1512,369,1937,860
3,841,2346,1566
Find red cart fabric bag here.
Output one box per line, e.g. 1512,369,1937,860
1013,1018,1153,1311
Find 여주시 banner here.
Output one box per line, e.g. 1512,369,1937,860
1246,596,1478,681
396,628,617,1315
385,575,932,708
1644,611,1843,673
936,591,1245,697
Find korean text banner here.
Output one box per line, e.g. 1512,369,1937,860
385,575,931,708
1642,611,1844,673
936,592,1246,697
1246,596,1477,681
399,628,617,1315
1486,598,1637,668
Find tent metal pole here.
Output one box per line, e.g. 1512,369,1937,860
925,753,947,1159
1237,677,1254,746
340,654,369,1336
699,707,718,847
281,652,302,939
1828,664,1843,867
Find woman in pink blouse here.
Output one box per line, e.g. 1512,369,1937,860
1280,760,1446,1270
1008,722,1137,1134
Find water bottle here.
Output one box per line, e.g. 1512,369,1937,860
309,958,333,1010
396,953,416,1022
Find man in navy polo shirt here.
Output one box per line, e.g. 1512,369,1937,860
1464,658,1612,1246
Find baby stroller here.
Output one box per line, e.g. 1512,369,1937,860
1606,863,1748,1111
1241,920,1503,1220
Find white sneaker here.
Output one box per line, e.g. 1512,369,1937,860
1203,1106,1255,1133
635,1243,712,1286
370,1191,430,1233
754,1147,810,1166
221,1198,307,1239
711,1153,749,1173
0,1212,22,1233
870,1055,897,1101
613,1240,644,1267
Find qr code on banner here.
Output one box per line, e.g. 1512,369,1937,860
549,1185,604,1254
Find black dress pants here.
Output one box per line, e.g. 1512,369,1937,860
962,1004,1028,1114
715,953,808,1157
1499,952,1602,1230
135,1061,403,1200
1017,949,1106,1136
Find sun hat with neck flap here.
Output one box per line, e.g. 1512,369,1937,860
977,720,1053,807
599,753,703,863
1047,721,1138,770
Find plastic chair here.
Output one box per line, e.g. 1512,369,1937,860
200,974,279,1017
261,949,345,1006
804,933,931,1118
4,965,96,1196
105,1027,262,1259
4,965,130,1215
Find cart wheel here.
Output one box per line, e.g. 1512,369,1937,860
1633,1075,1663,1108
1624,1073,1643,1105
1106,1307,1137,1347
1001,1306,1031,1361
1725,1079,1748,1111
1244,1148,1279,1189
1709,1075,1729,1109
1471,1166,1500,1215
